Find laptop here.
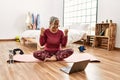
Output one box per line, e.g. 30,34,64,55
60,60,90,74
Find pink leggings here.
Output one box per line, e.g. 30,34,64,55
33,49,74,61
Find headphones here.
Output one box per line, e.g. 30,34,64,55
13,48,24,55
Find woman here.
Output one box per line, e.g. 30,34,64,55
33,16,74,61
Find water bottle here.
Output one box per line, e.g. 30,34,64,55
9,50,14,64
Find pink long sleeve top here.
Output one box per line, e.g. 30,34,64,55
40,29,67,52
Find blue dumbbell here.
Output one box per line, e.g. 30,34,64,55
78,46,86,52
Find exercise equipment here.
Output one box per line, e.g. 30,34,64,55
78,46,86,52
12,48,24,55
7,53,100,63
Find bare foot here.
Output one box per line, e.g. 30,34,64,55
44,55,57,62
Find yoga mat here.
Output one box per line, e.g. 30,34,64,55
64,53,100,62
7,53,100,63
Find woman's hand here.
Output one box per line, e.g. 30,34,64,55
64,29,68,36
40,27,45,36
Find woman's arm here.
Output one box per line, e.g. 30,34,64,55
61,29,68,47
40,28,47,46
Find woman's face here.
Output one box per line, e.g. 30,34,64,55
50,20,59,32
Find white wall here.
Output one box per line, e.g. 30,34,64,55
0,0,120,48
0,0,63,39
98,0,120,48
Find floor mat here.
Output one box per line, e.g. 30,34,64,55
7,53,100,63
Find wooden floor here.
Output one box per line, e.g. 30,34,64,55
0,41,120,80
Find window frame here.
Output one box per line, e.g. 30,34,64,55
63,0,98,35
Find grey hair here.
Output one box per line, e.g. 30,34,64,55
49,16,59,24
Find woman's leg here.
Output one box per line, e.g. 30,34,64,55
56,49,74,61
33,50,51,61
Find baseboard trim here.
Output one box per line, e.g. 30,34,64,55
114,47,120,50
0,39,16,41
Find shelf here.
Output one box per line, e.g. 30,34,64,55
93,23,116,51
95,36,109,38
87,35,95,46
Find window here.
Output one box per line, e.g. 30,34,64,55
64,0,98,35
